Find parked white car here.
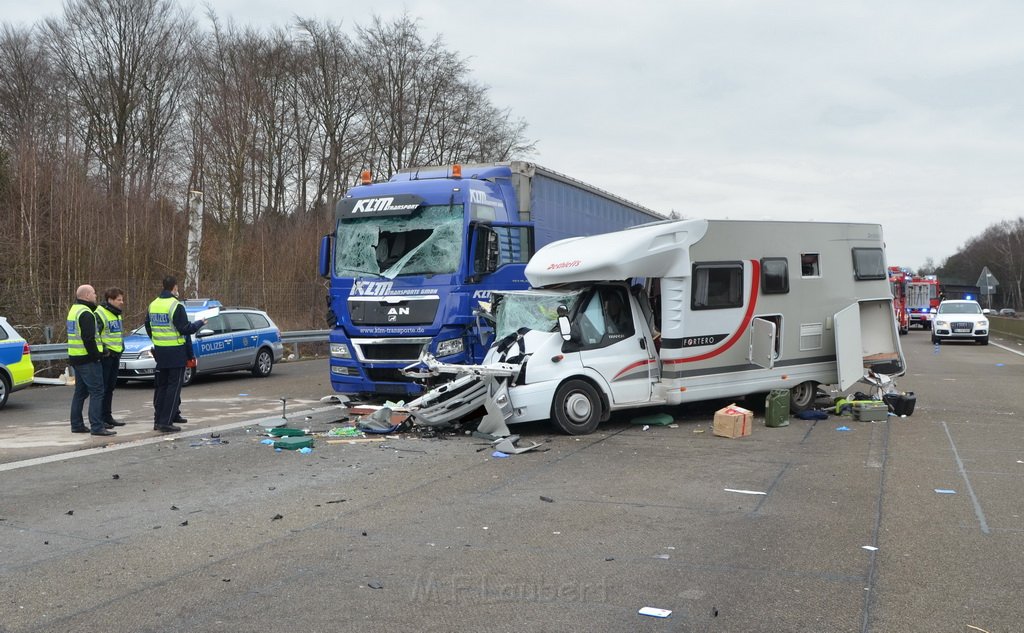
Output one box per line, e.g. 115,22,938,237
932,300,989,345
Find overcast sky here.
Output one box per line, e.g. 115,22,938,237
6,1,1024,270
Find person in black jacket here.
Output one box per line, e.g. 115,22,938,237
145,276,205,433
67,285,114,436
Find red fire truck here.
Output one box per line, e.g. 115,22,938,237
907,274,940,330
888,266,909,335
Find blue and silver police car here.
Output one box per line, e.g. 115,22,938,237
118,300,284,386
0,316,35,409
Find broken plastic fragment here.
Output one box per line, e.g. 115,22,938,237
724,488,767,495
934,489,957,494
491,451,510,458
638,607,672,618
836,426,852,431
862,545,878,551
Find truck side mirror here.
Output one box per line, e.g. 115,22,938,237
557,305,572,341
318,234,333,278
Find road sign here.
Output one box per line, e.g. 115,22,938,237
977,267,999,294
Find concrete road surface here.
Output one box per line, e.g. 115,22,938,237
0,335,1022,632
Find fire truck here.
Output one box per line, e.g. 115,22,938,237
888,266,909,335
907,274,940,330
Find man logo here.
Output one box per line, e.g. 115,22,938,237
387,307,411,316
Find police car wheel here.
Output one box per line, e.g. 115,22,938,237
252,349,273,377
0,373,9,409
182,366,194,387
552,379,602,435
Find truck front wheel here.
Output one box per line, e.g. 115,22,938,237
552,379,603,435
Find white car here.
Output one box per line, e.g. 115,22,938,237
931,300,989,345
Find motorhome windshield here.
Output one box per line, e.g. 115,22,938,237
494,290,582,341
334,204,464,279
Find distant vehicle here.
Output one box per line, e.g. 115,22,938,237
932,300,989,345
998,308,1017,317
907,275,940,329
888,266,909,334
982,308,994,315
119,302,284,386
0,316,35,409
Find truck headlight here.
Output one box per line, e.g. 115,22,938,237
436,338,464,357
330,343,352,359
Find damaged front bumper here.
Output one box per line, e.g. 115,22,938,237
401,353,521,432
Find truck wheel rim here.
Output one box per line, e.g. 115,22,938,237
565,393,592,423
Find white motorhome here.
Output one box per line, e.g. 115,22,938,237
408,219,906,435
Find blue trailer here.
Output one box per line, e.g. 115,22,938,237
318,161,661,398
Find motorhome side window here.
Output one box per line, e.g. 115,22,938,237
692,262,744,310
800,253,820,277
852,248,886,280
761,258,789,294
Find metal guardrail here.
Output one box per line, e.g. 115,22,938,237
28,330,330,362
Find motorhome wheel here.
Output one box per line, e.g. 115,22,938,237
789,381,818,413
552,379,602,435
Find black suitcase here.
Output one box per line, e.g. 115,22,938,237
883,392,916,416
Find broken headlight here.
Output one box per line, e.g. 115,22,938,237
435,338,464,357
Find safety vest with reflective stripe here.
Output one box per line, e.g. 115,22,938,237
148,296,185,347
96,305,124,353
67,304,101,357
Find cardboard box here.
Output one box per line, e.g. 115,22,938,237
713,404,753,438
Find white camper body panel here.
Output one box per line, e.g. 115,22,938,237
478,219,905,431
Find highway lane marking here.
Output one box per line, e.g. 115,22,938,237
941,420,991,535
0,405,344,474
991,340,1024,357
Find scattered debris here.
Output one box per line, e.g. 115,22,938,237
491,451,510,458
638,607,672,618
271,514,283,520
967,625,991,633
539,496,554,503
65,510,73,516
642,425,650,431
170,505,179,511
327,427,362,437
326,499,347,504
724,488,766,496
179,520,189,527
862,545,878,551
836,426,852,432
934,489,957,494
112,474,120,480
491,435,544,455
654,554,671,560
269,427,307,437
367,581,384,589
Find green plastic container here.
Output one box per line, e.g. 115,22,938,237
269,427,306,437
765,389,790,428
273,436,314,450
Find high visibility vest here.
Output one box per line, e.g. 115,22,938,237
96,305,124,353
67,304,101,357
148,296,185,347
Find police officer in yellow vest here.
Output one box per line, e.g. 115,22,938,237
68,284,114,436
96,287,127,428
145,276,205,433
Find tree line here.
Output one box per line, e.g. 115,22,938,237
932,218,1024,310
0,0,533,340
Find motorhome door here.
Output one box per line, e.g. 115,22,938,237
748,317,777,369
833,303,864,391
576,287,655,404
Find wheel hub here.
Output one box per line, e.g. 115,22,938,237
565,393,592,423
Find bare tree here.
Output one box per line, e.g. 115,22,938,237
43,0,195,198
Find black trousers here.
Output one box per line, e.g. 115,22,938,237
153,366,184,428
100,353,121,423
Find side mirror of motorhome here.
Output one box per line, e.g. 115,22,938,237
557,305,572,341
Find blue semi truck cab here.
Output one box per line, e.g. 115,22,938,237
318,161,660,398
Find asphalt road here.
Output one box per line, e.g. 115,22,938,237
1,335,1022,632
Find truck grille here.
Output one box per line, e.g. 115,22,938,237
357,343,426,361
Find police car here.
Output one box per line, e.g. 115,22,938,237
0,316,35,409
118,300,284,386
